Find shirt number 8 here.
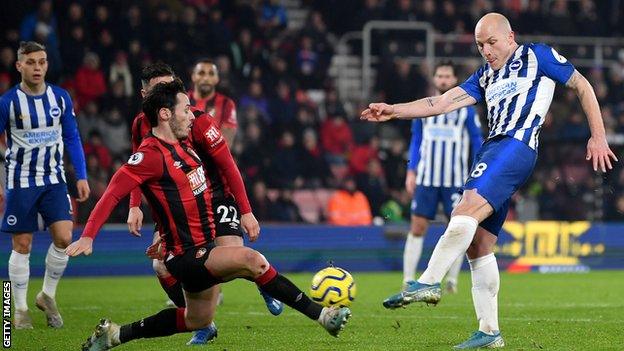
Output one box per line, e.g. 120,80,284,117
470,162,488,178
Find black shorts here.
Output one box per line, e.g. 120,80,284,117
213,196,244,238
164,243,222,293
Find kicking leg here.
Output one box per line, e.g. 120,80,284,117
384,190,492,309
215,234,283,315
206,246,351,336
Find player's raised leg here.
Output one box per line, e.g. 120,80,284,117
215,233,284,316
82,245,351,350
8,233,33,329
204,245,350,336
454,227,504,349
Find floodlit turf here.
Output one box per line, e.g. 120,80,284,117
8,271,624,350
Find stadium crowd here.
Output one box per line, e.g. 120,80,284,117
1,0,624,224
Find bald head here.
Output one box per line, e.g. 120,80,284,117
475,13,512,35
474,12,518,70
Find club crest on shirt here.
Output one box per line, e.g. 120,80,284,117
509,59,522,71
196,247,207,258
49,106,62,118
128,152,144,165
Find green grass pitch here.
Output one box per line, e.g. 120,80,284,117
8,271,624,350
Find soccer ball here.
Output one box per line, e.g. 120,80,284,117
310,267,356,307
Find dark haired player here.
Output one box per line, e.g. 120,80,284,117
189,59,237,147
67,80,351,350
127,63,283,345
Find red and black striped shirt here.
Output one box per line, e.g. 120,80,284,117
129,108,251,214
82,134,215,256
188,91,237,129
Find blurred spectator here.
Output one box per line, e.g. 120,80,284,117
349,136,380,175
121,5,147,44
298,128,327,188
260,0,288,35
83,130,112,170
518,0,544,34
97,108,130,157
320,113,354,159
380,139,407,191
271,189,305,223
93,5,116,43
60,25,88,76
379,58,428,105
249,180,275,221
0,47,19,85
269,80,298,129
0,73,10,94
20,0,58,48
327,177,373,226
295,35,323,89
268,130,302,188
548,0,576,36
206,7,232,57
238,122,269,182
74,52,107,109
355,159,387,217
239,80,270,123
76,101,101,141
109,52,133,97
323,87,346,119
103,79,133,126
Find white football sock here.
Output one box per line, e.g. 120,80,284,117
8,250,30,311
418,215,478,284
469,253,500,334
42,244,69,299
402,233,423,284
446,253,464,286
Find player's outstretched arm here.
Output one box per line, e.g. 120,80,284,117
566,70,618,172
360,86,476,122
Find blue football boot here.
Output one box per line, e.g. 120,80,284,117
383,281,441,309
258,288,284,316
186,322,218,345
453,331,505,349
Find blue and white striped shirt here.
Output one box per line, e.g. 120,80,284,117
408,106,483,188
0,84,87,189
460,43,575,150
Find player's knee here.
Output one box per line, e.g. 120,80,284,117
410,222,427,237
52,235,72,249
152,259,169,277
12,236,32,254
244,249,269,276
